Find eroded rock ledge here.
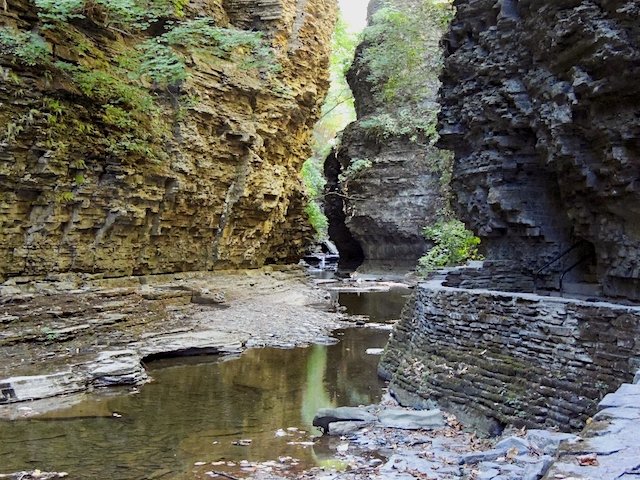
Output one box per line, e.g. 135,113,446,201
0,268,345,416
438,0,640,300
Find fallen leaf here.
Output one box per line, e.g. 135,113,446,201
506,447,519,461
577,454,599,466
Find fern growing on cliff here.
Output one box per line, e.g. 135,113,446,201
35,0,189,30
136,18,277,86
0,27,51,65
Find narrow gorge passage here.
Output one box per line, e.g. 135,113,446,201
1,0,640,479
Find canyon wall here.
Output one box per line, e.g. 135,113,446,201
438,0,640,300
0,0,336,279
325,0,447,271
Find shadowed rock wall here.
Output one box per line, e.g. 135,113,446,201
0,0,336,279
325,0,447,271
438,0,640,300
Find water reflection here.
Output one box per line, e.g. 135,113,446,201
337,288,411,322
0,329,388,479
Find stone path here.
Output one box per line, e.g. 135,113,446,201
543,374,640,480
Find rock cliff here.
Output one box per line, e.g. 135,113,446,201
325,0,448,271
0,0,336,279
438,0,640,300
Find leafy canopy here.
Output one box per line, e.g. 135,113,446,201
357,0,454,141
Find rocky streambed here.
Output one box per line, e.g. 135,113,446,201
0,267,349,415
2,268,639,480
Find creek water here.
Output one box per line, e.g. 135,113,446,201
0,288,411,479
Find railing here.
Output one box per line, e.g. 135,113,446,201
559,253,596,296
533,240,588,293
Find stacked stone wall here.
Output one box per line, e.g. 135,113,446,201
380,280,640,431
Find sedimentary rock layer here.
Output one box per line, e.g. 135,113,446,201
438,0,640,300
0,0,336,279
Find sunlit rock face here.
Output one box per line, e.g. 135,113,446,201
438,0,640,300
0,0,337,279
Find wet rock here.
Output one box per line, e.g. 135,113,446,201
0,472,68,479
313,407,377,433
327,421,364,436
0,372,85,404
378,408,445,430
86,350,147,387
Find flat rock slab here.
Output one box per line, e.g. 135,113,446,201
134,330,246,358
378,408,445,430
0,372,85,404
313,406,377,433
543,381,640,480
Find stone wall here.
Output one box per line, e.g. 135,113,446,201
437,0,640,300
0,0,336,279
379,279,640,431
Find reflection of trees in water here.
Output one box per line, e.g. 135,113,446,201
338,290,411,322
324,329,389,406
0,330,387,479
302,345,333,427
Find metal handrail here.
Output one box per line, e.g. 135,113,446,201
559,253,596,296
533,240,588,293
535,240,588,277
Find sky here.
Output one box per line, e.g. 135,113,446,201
337,0,369,32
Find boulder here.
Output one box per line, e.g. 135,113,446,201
313,406,377,433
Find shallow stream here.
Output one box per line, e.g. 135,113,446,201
0,288,411,479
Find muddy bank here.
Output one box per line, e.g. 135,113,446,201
0,267,350,416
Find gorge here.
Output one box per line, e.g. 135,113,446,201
1,0,640,479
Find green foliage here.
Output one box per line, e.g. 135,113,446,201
35,0,189,31
418,220,482,274
358,0,454,141
359,107,438,142
338,157,372,183
0,27,51,66
302,14,358,239
51,62,169,162
56,191,75,203
305,201,328,240
136,18,277,86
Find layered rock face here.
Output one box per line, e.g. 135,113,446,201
325,1,446,271
438,0,640,300
0,0,336,279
